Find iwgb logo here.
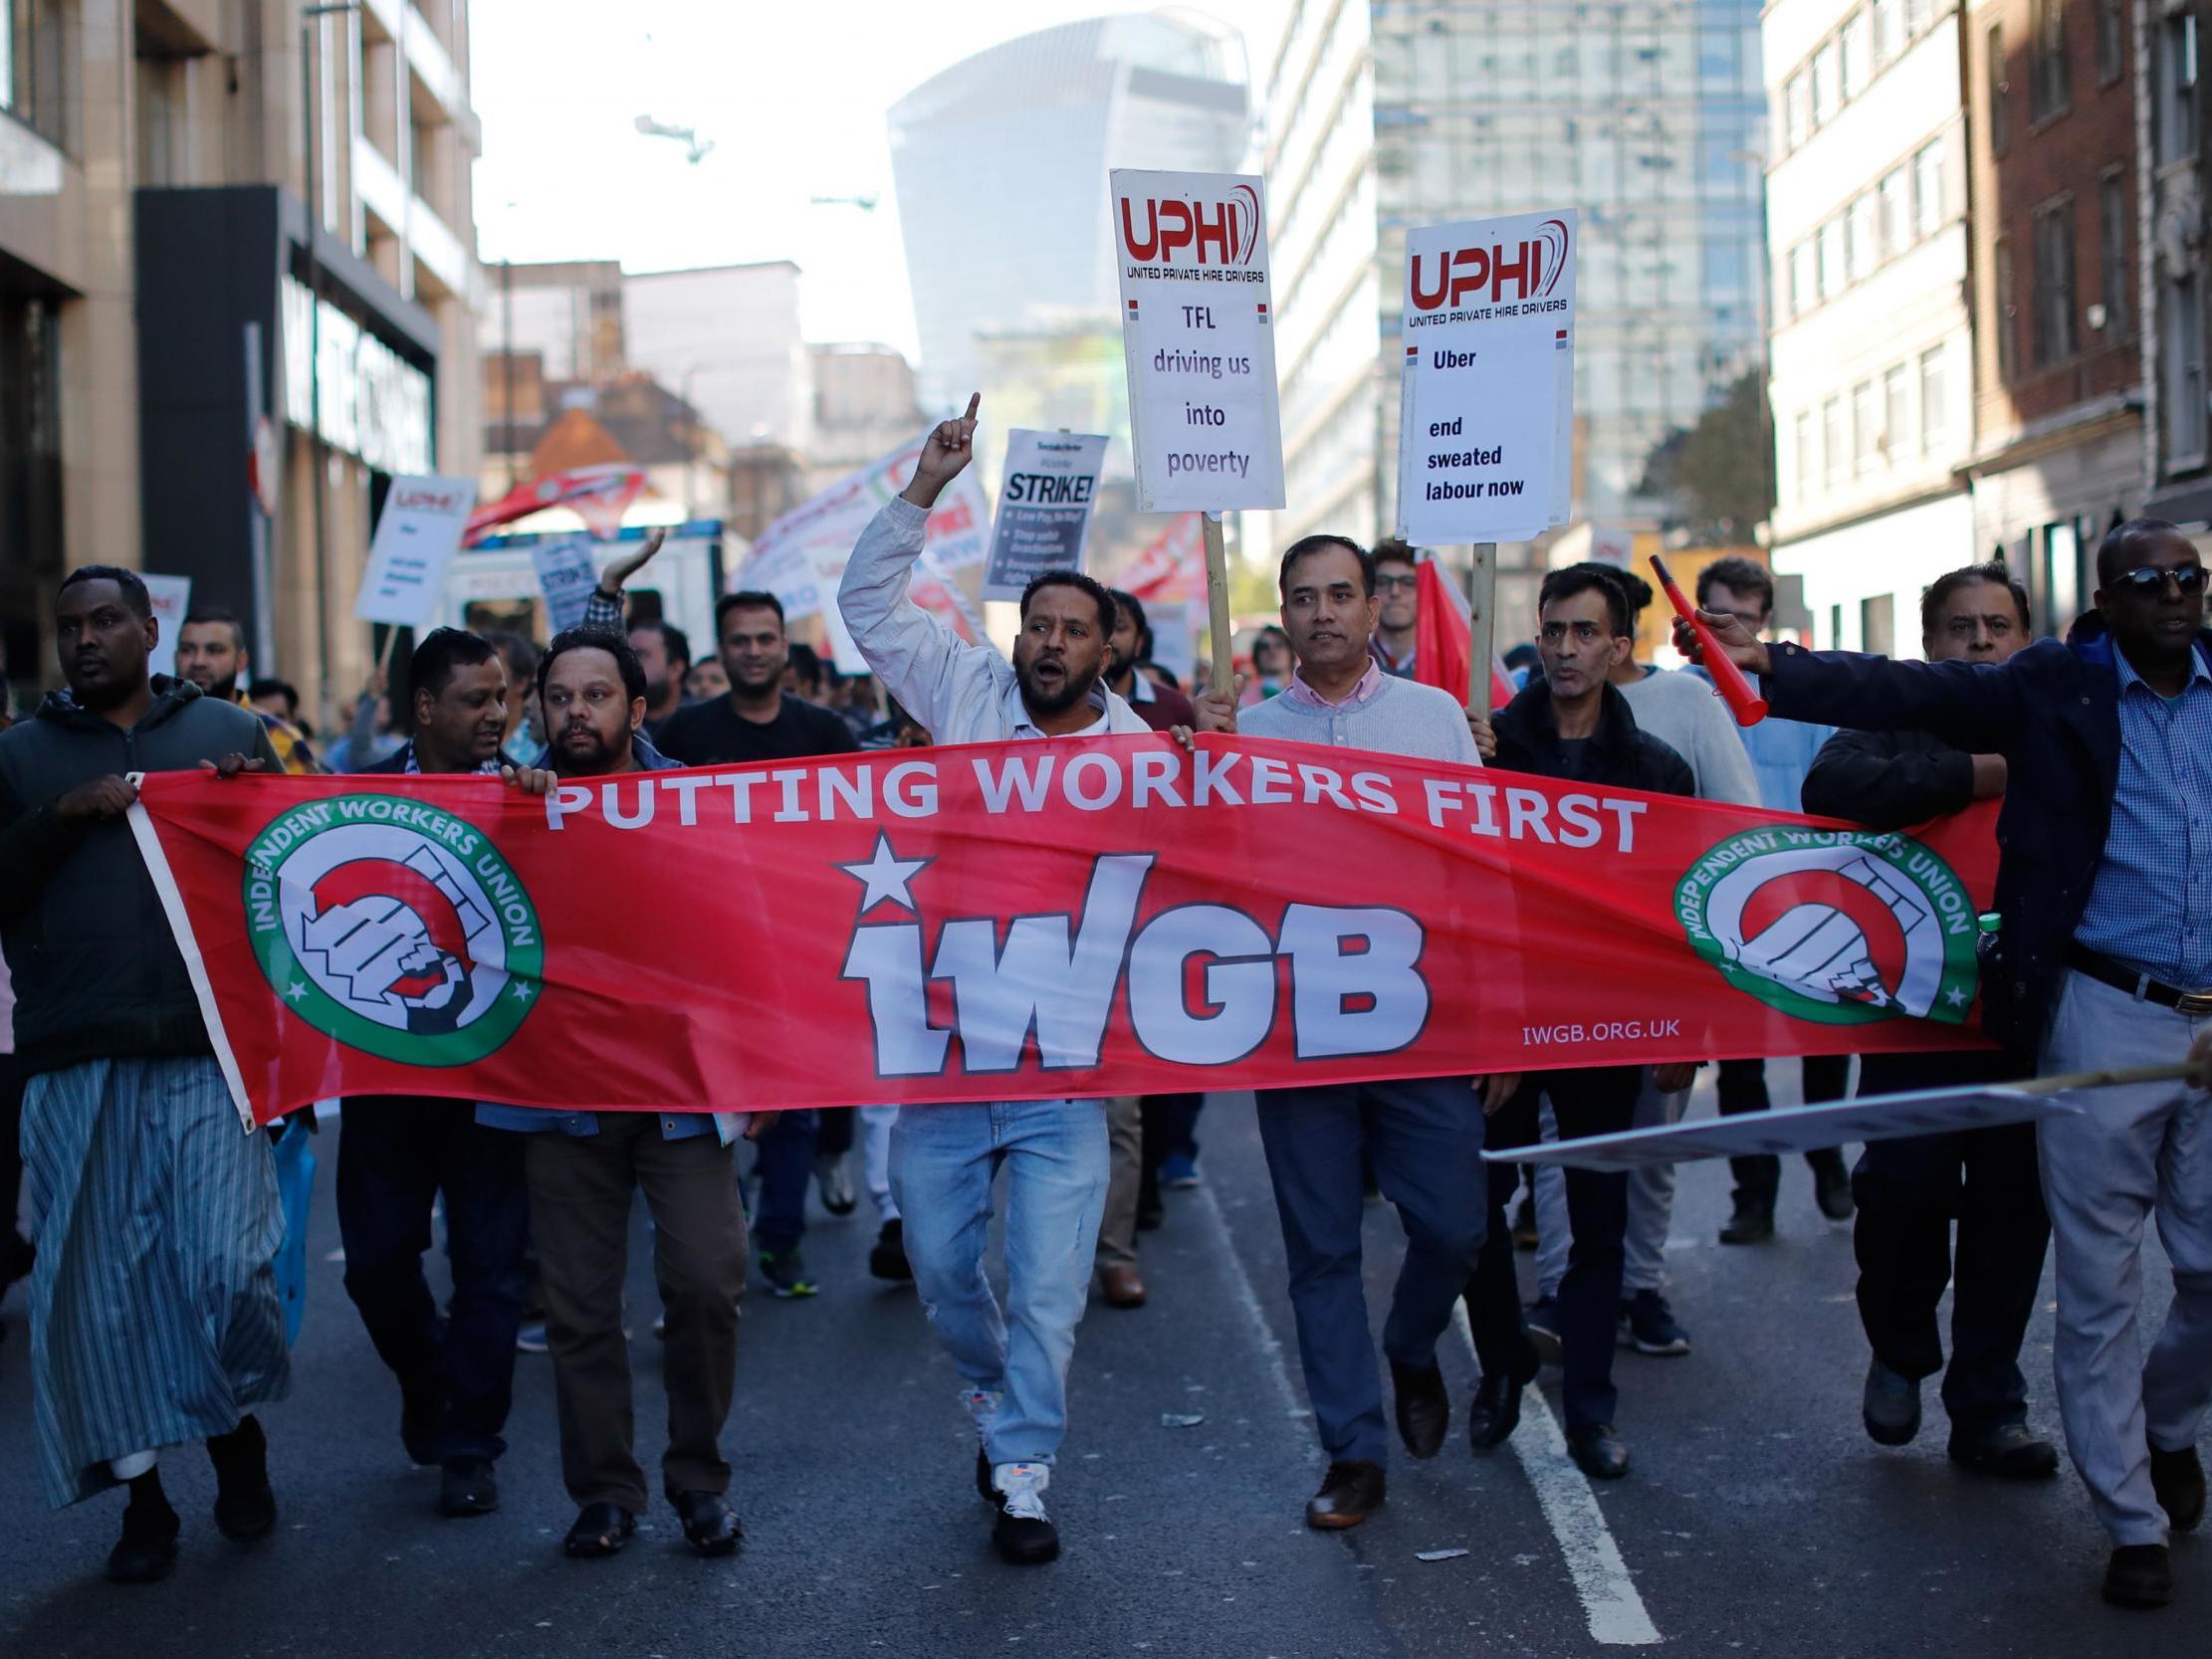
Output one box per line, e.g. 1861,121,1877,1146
244,794,543,1066
1120,184,1262,267
1410,217,1571,311
1674,828,1979,1026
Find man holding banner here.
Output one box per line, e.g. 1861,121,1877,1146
839,393,1150,1566
1195,532,1503,1529
1683,518,2212,1611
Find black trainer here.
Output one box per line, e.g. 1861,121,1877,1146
1718,1192,1774,1245
399,1384,446,1466
2102,1544,2172,1609
868,1219,914,1283
106,1495,180,1584
991,1463,1059,1565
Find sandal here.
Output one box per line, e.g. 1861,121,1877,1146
562,1501,636,1558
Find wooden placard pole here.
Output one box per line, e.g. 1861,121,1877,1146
1203,512,1233,696
1464,541,1496,713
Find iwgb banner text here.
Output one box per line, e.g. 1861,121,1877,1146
127,736,1999,1128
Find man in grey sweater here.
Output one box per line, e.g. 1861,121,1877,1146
1195,534,1512,1531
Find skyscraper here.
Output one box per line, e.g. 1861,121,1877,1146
888,13,1254,416
1260,0,1769,585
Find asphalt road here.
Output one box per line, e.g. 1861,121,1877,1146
0,1079,2195,1658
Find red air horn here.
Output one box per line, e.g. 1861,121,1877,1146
1652,554,1769,727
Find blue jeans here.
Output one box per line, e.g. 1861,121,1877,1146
1254,1076,1487,1466
890,1099,1108,1468
750,1110,818,1255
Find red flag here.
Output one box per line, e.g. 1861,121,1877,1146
128,741,1999,1127
1122,515,1206,603
1412,554,1514,710
465,465,646,544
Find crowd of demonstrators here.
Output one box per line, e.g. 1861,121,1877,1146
1684,518,2210,1610
0,445,2206,1617
838,393,1151,1566
335,629,533,1522
0,568,286,1582
1799,564,2057,1482
1692,557,1856,1240
1191,530,1506,1528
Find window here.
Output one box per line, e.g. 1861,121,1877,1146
1862,593,1896,658
1789,243,1814,315
1794,410,1815,500
1784,72,1810,148
2033,199,2078,366
1995,238,2018,380
2161,15,2200,163
1842,11,1870,99
1987,24,2008,157
1848,192,1879,280
1823,395,1846,486
1852,379,1879,474
1912,139,1944,238
1872,0,1901,65
1813,42,1841,125
2100,172,2130,337
2,0,69,146
2164,271,2206,462
1818,218,1847,298
2030,0,2071,121
2099,0,2125,85
1919,344,1947,452
1882,364,1909,461
1879,167,1908,254
1904,0,1931,36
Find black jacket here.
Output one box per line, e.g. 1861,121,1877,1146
1801,726,1977,830
0,678,281,1076
1491,679,1696,797
1763,613,2212,1058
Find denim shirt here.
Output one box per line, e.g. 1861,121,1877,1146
2073,645,2212,985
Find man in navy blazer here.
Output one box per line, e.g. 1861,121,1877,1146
1683,519,2211,1611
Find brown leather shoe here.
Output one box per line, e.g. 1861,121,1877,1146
1099,1264,1147,1308
1305,1460,1386,1530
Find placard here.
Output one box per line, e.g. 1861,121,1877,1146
982,430,1108,602
1396,210,1578,544
143,574,192,681
530,535,601,634
355,476,477,628
1111,169,1284,513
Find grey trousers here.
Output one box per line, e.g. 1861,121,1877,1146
1095,1095,1143,1272
2038,970,2212,1547
1537,1074,1686,1299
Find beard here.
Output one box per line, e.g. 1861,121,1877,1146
551,723,628,776
1014,654,1098,716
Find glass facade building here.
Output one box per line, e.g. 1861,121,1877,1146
1263,0,1768,561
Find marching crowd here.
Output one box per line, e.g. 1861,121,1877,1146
0,392,2209,1615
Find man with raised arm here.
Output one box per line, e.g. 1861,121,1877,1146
838,393,1150,1566
1680,519,2211,1611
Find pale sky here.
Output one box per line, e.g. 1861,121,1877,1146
471,0,1289,384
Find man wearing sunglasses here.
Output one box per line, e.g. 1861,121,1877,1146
1682,519,2212,1612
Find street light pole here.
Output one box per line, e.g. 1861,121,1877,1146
302,1,358,729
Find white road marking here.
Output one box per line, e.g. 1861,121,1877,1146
1451,1304,1661,1646
1191,1179,1320,1463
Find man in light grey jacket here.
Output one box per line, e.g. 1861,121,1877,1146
838,394,1146,1567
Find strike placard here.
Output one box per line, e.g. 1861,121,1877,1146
1396,210,1578,544
529,535,601,634
1111,169,1284,513
982,430,1108,602
356,475,477,628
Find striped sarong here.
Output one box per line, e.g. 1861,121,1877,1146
23,1056,290,1508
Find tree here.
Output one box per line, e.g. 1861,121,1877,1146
1638,371,1775,546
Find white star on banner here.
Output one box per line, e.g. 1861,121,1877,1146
1944,986,1970,1009
839,833,932,914
285,981,310,1003
510,981,536,1004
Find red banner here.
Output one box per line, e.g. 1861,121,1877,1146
126,736,1998,1127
